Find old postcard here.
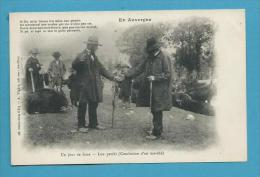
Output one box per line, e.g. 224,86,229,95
10,10,246,165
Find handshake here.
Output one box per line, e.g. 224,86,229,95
113,75,155,82
114,75,125,82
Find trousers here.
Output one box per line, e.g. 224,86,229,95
77,101,99,128
152,111,163,136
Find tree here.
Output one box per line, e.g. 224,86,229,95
116,23,169,67
165,17,215,80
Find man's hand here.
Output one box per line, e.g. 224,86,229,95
36,64,40,68
72,70,77,75
39,70,45,75
147,75,155,82
28,68,33,72
114,75,125,82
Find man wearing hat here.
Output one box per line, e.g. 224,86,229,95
71,35,121,133
25,48,43,92
48,51,66,92
124,37,173,140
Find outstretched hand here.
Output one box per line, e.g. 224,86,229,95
147,75,155,82
114,75,125,82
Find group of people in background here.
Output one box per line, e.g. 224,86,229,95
25,35,172,140
25,48,67,92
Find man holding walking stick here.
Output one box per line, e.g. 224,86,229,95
123,37,172,140
25,48,43,92
71,35,122,133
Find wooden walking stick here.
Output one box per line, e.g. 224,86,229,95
42,73,47,88
111,81,117,128
129,79,134,109
149,80,153,132
29,69,35,92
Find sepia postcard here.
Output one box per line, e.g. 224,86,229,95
10,10,247,165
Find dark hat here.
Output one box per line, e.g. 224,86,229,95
52,51,61,58
85,35,102,46
146,37,160,53
29,48,40,54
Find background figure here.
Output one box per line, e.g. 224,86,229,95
118,64,132,109
112,64,122,98
66,68,80,107
48,51,66,92
25,48,43,92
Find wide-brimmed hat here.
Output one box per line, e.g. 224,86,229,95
52,51,61,58
84,35,102,46
146,37,160,53
29,48,40,54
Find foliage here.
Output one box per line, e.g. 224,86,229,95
116,23,169,67
117,17,216,80
166,17,215,79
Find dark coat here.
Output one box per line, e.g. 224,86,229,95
118,79,131,98
67,74,81,106
126,50,172,112
48,59,66,78
25,56,43,92
72,49,114,103
48,59,66,87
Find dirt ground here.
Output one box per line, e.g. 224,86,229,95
24,81,216,151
